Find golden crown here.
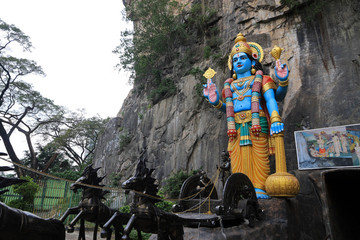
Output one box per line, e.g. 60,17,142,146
228,33,264,70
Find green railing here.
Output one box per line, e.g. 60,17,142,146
1,178,125,221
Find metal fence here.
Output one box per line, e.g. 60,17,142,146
1,178,126,221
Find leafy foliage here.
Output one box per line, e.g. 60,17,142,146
187,67,207,100
52,170,82,181
161,169,199,199
0,19,32,52
148,76,177,104
119,204,131,213
185,3,217,38
155,190,175,212
129,231,151,240
41,114,109,170
17,113,108,177
119,130,132,152
22,144,64,173
114,0,186,85
109,172,122,187
8,176,39,211
115,0,221,104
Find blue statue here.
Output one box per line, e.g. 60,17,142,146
203,33,289,199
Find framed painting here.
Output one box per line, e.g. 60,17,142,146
294,124,360,170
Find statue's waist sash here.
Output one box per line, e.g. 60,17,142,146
234,110,268,146
234,110,266,125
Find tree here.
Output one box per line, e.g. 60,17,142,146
21,143,82,180
0,80,65,170
0,19,109,177
41,112,109,170
0,18,45,176
22,143,64,173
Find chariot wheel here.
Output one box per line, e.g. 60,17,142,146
221,173,257,215
173,173,218,213
179,174,218,200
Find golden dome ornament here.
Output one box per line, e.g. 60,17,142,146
265,172,300,197
265,133,300,197
271,45,284,60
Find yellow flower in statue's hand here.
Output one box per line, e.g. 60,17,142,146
203,68,217,79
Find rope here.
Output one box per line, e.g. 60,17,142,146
0,157,120,191
0,157,221,204
131,168,221,202
175,168,220,214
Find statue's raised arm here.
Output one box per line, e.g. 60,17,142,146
203,68,225,112
272,46,289,102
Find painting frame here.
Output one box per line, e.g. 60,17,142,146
294,124,360,170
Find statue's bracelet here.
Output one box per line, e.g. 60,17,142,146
270,111,282,124
270,117,282,125
278,79,289,87
214,100,223,109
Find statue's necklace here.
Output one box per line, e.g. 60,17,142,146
233,76,254,88
232,76,254,101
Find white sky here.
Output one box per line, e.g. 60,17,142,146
0,0,134,161
0,0,133,119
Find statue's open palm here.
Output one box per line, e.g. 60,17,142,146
275,60,289,81
203,78,219,104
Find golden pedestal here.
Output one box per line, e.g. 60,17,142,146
265,133,300,197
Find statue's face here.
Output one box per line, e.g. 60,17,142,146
232,52,253,74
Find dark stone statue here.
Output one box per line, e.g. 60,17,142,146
60,164,129,240
103,149,184,240
0,165,65,240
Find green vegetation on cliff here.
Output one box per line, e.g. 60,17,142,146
115,0,220,104
161,169,199,198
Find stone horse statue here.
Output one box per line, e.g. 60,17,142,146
0,166,65,240
60,164,128,240
102,150,184,240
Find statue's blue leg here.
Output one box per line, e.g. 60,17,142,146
255,188,271,199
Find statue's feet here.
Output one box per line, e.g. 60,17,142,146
255,188,271,199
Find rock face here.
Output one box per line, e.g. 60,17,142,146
94,0,360,181
93,0,360,239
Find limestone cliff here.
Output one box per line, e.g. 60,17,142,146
93,0,360,238
94,0,360,182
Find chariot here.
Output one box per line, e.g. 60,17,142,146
172,169,262,229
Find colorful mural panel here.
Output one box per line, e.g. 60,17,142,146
295,124,360,169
